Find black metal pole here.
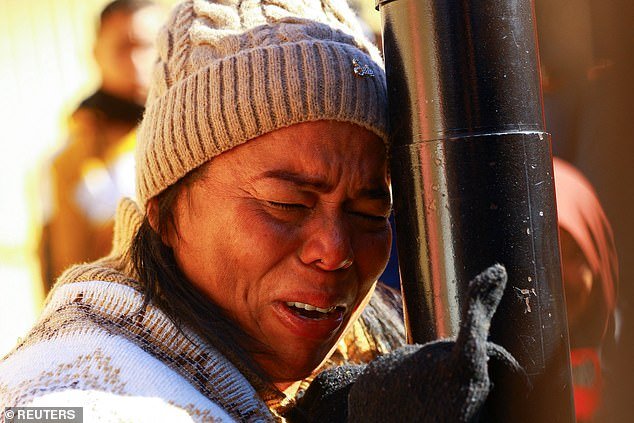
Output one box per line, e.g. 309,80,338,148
376,0,575,421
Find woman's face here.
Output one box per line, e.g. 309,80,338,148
166,120,392,386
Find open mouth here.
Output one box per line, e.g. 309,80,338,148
285,301,346,320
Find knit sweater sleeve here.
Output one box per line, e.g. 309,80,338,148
23,389,235,422
0,330,236,422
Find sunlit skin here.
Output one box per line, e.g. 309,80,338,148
159,121,392,389
94,5,165,104
560,229,594,328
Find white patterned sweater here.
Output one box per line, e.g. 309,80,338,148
0,199,405,422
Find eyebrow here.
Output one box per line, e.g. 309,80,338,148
258,170,391,201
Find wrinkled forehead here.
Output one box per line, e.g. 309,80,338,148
204,120,390,191
233,119,386,160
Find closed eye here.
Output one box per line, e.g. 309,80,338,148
350,209,392,222
266,201,308,211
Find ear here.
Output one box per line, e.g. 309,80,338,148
146,198,172,246
146,198,160,231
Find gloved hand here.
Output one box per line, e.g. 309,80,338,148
286,264,530,423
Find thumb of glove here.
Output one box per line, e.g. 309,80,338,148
347,264,521,423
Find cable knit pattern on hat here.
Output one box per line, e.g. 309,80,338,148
136,0,387,206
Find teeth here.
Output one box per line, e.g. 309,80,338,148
286,302,335,314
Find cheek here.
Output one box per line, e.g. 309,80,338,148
171,230,219,290
354,227,392,283
187,205,301,293
168,203,232,297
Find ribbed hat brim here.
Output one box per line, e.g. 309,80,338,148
137,40,387,206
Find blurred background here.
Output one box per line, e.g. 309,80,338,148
0,0,175,354
534,2,634,421
0,0,632,421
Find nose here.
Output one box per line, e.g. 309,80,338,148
299,213,354,271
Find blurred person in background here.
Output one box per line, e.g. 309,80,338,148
554,157,619,422
572,2,634,419
535,1,633,419
39,0,165,292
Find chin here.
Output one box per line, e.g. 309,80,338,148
260,345,336,386
271,368,315,388
277,357,326,381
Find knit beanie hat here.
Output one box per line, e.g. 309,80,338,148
136,0,388,207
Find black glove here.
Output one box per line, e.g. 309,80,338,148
286,264,530,423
